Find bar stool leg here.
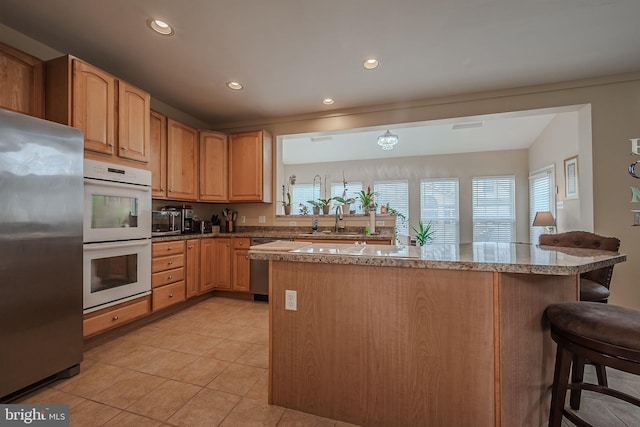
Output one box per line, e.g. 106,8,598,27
570,356,585,410
595,364,608,387
549,344,573,427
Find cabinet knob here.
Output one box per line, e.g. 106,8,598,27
168,275,173,279
112,315,119,321
169,293,174,298
108,143,114,147
245,255,248,259
168,261,173,265
168,247,173,251
121,147,127,150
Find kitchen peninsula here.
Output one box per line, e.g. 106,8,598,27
249,242,625,427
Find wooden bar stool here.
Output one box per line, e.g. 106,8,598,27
545,301,640,427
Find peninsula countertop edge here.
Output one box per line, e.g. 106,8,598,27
248,241,626,275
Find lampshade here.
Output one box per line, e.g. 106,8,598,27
533,211,556,227
377,130,398,150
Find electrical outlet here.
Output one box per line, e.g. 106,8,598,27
258,215,266,224
240,215,246,224
376,221,385,226
285,290,297,311
289,221,297,226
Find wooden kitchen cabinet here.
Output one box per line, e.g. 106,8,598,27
45,55,150,167
150,110,167,198
185,239,200,298
167,118,198,200
0,42,44,118
228,130,272,202
232,237,251,292
199,131,228,201
210,237,232,290
151,240,186,311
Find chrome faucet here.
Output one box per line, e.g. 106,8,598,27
335,205,345,232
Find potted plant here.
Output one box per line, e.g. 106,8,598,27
318,197,334,215
357,187,378,214
281,185,293,215
307,199,322,215
411,220,435,246
334,196,355,214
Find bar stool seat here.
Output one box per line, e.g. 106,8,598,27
546,301,640,427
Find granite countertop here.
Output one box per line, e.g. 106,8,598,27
248,241,626,275
151,228,394,242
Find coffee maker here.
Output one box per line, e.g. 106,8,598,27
181,207,195,233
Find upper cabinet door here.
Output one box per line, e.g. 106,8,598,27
72,59,116,155
150,110,167,198
167,118,198,200
228,130,272,202
199,131,228,202
0,42,44,118
118,81,150,163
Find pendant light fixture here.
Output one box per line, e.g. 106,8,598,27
377,130,399,150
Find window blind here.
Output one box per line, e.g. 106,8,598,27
420,178,459,244
472,175,515,242
529,166,555,243
374,180,409,235
292,183,319,215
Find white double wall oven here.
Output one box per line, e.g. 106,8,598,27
83,159,152,313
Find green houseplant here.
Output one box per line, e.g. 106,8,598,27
334,196,355,214
357,188,378,214
307,199,322,215
281,185,293,215
411,220,435,246
318,197,334,215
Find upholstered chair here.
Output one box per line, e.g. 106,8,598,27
538,231,620,303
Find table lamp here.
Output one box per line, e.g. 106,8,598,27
533,211,556,233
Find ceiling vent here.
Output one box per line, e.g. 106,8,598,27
452,121,484,130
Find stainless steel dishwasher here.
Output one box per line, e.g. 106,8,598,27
250,237,293,301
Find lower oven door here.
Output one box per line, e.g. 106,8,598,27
83,239,151,313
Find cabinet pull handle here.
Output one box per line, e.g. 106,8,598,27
112,315,119,321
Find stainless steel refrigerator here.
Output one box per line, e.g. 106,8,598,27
0,108,84,401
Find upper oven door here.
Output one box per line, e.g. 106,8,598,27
84,177,151,242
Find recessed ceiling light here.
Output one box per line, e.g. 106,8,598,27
226,81,243,90
363,58,380,70
322,98,334,105
147,19,174,36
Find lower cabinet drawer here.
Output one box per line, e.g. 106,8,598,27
152,281,186,311
83,296,151,337
152,267,185,288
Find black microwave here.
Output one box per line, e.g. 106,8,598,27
152,210,182,236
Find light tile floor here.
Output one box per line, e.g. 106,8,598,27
16,296,640,426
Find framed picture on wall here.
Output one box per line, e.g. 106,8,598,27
564,155,579,199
